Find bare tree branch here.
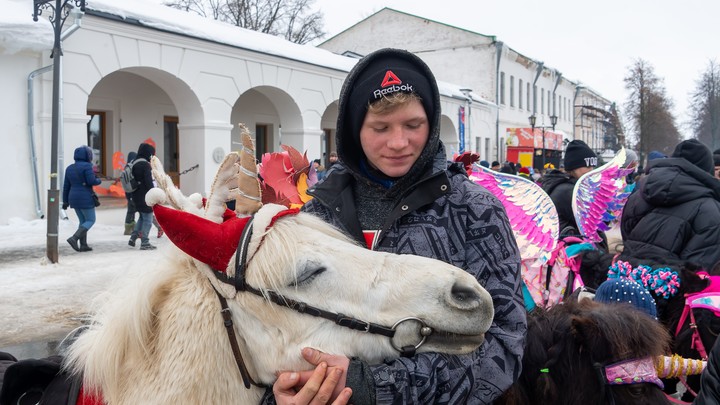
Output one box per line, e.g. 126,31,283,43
689,59,720,151
624,59,681,164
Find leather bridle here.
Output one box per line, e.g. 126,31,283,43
211,215,434,389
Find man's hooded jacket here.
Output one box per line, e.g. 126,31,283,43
297,48,526,404
621,157,720,270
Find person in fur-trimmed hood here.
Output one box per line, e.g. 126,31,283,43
268,48,526,404
62,145,102,252
621,139,720,270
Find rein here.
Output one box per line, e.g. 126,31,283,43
674,276,720,361
211,215,434,389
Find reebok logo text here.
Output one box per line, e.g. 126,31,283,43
373,83,414,99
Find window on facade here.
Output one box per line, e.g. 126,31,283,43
528,83,531,113
541,90,544,114
519,79,523,110
558,96,562,120
510,75,515,107
548,90,551,116
532,85,537,113
86,111,106,176
500,72,506,105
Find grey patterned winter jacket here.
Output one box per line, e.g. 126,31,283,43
301,152,527,404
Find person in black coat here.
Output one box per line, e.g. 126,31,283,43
128,142,157,250
695,333,720,404
62,145,102,252
123,151,138,235
621,139,720,271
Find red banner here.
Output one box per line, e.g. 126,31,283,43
506,128,562,151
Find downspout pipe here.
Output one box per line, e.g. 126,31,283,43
494,41,503,162
27,9,83,219
552,70,562,116
532,61,544,116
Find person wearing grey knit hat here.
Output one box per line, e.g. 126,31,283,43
273,48,525,405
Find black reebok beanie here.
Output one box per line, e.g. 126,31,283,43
563,140,598,172
346,53,435,148
336,48,440,180
713,148,720,167
672,139,714,174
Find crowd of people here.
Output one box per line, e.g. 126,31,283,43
49,46,720,404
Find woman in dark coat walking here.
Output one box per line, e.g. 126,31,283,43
62,145,102,252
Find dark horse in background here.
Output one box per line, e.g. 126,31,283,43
579,250,720,401
497,297,673,404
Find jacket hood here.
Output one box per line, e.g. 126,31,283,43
336,48,441,196
137,143,156,161
127,151,138,163
642,157,720,206
540,170,572,195
73,146,93,162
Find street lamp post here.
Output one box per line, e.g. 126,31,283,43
528,114,559,170
33,0,86,263
459,88,472,154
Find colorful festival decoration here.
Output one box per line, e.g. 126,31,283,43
258,145,318,209
572,148,635,242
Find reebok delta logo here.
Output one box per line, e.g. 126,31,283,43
381,70,402,87
373,70,414,99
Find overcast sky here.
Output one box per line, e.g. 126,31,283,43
312,0,720,137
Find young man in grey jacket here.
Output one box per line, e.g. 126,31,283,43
270,48,526,404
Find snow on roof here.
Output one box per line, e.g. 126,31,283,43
0,0,53,54
1,0,488,103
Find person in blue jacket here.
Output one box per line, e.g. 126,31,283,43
62,145,102,252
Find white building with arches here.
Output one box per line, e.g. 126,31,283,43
1,0,493,224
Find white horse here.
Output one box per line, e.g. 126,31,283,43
63,133,495,404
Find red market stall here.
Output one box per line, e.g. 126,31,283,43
505,128,564,170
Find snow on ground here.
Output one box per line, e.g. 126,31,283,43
0,200,172,358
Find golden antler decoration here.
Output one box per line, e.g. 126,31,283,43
233,124,263,216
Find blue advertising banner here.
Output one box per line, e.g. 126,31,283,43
458,106,465,153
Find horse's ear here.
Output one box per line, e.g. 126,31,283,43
680,266,710,293
570,313,601,348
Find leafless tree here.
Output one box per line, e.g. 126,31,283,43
689,59,720,152
624,59,682,164
165,0,325,44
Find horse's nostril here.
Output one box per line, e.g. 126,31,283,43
451,282,480,304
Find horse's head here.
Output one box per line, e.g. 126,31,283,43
225,205,494,382
147,130,494,386
502,298,672,405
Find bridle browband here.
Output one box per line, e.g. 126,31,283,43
211,215,434,389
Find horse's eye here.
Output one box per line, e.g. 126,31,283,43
626,385,647,397
296,267,326,286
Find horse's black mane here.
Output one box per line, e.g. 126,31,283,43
498,298,671,405
578,249,720,401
